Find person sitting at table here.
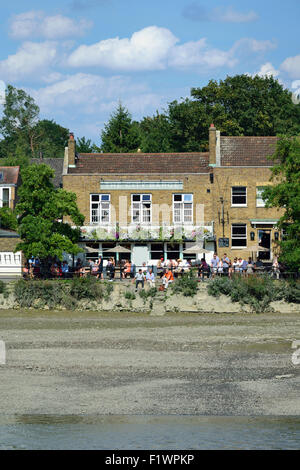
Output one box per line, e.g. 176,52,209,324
162,268,174,289
62,260,69,278
198,258,209,280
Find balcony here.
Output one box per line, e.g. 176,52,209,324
80,223,214,242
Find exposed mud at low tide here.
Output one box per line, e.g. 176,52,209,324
0,310,299,416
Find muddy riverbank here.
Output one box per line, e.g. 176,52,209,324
0,309,299,416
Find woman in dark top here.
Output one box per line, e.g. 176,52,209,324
97,256,104,279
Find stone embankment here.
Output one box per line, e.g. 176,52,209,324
0,281,299,314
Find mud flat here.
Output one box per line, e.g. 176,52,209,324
0,309,299,416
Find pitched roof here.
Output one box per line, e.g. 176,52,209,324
30,158,64,187
68,152,210,174
0,166,20,185
220,136,278,166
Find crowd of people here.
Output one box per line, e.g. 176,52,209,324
23,253,284,285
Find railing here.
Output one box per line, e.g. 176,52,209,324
0,264,298,281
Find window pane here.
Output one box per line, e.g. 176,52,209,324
91,195,99,202
183,203,192,223
232,187,247,205
142,194,151,201
101,194,110,201
183,194,193,202
2,188,9,207
174,194,182,202
132,195,140,201
232,225,246,236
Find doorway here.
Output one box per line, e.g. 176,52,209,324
258,230,271,260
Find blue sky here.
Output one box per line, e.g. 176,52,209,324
0,0,300,144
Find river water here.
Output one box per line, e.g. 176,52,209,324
0,415,299,450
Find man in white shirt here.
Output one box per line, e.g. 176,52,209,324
134,269,145,291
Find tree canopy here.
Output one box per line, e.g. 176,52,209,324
0,84,69,164
100,103,141,152
263,136,300,271
15,164,85,260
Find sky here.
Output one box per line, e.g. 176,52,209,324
0,0,300,144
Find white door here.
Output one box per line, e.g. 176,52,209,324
132,245,148,268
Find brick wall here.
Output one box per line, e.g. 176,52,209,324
63,173,214,226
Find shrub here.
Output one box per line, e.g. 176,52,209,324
171,271,198,297
14,277,108,309
139,287,157,304
0,280,6,294
207,275,300,313
14,279,64,308
124,290,136,301
69,276,104,301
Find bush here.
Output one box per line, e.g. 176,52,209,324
70,276,104,301
0,280,6,294
207,275,300,313
124,290,136,301
171,271,198,297
14,277,110,309
14,279,64,308
139,287,157,304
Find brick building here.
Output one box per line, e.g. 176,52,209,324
0,166,22,276
62,127,282,266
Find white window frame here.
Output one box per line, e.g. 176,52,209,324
256,186,267,208
90,194,110,225
0,187,11,208
173,194,193,225
131,194,152,225
231,186,247,207
231,224,247,248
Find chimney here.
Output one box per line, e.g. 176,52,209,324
68,132,76,167
209,124,216,165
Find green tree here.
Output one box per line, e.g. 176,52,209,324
0,207,17,230
76,136,96,153
263,136,300,271
167,99,209,152
139,113,172,152
101,103,141,152
0,84,39,160
191,74,300,137
15,164,85,260
0,85,69,161
32,119,69,158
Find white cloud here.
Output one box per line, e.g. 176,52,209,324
233,38,276,55
281,55,300,79
169,39,236,69
9,11,92,40
68,26,178,70
255,62,280,78
0,41,57,81
28,73,148,113
68,26,273,72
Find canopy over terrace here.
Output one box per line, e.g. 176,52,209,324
183,244,212,255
